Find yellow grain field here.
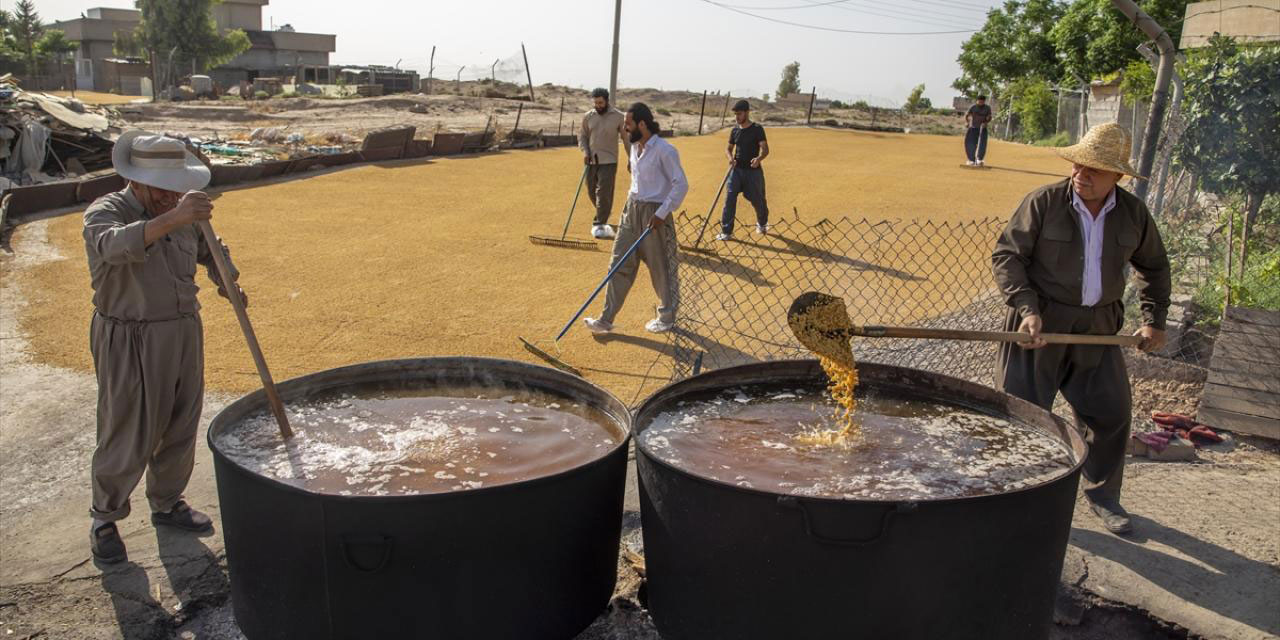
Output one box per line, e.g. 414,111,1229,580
14,127,1069,403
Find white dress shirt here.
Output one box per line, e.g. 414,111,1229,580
1071,187,1117,307
628,134,689,219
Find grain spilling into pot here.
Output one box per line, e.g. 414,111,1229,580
787,294,861,444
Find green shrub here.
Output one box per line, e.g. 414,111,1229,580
656,107,670,116
254,90,269,99
1032,131,1071,147
279,91,299,99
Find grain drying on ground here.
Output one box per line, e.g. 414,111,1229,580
13,128,1068,402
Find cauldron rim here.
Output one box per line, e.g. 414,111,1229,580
632,359,1088,506
207,356,633,502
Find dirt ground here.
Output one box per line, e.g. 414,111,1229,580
48,90,146,106
13,127,1068,403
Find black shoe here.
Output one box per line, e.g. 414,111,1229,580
151,500,213,533
91,522,127,564
1089,501,1133,535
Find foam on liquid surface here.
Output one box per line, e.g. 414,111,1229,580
639,383,1074,500
215,387,623,496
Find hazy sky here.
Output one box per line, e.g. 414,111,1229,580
26,0,1002,106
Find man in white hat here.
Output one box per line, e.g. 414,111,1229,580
83,130,243,563
992,123,1171,535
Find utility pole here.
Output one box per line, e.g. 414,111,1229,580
427,45,435,94
609,0,622,101
698,90,707,135
491,58,499,84
521,43,535,101
1109,0,1175,200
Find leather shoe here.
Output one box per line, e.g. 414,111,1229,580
91,522,127,564
1089,501,1133,535
151,500,213,533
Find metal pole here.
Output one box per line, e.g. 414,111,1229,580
698,90,707,135
557,95,565,135
456,67,463,93
1109,0,1175,200
491,58,499,84
513,102,523,136
609,0,622,101
521,43,535,101
427,45,435,94
721,92,731,128
806,85,816,124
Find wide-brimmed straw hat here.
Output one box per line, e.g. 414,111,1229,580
112,129,210,193
1054,123,1143,177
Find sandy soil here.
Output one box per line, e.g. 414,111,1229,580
48,90,146,105
12,127,1068,403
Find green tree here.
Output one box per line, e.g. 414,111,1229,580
904,84,930,113
113,28,146,58
0,9,19,63
12,0,42,77
777,61,800,99
953,0,1066,98
1009,76,1057,141
1050,0,1191,81
135,0,251,74
1177,36,1280,269
1118,59,1156,106
36,29,78,63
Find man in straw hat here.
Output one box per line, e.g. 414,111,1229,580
992,123,1171,535
83,130,243,563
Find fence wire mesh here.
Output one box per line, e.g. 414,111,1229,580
665,207,1212,392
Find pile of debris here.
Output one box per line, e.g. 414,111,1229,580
0,74,125,191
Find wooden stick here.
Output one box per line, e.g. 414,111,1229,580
196,220,293,439
848,325,1142,346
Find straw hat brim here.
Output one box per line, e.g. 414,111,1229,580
112,129,211,193
1054,143,1144,178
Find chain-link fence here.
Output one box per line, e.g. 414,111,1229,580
665,209,1214,391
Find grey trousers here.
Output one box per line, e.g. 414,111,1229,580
600,198,679,325
587,162,618,226
89,312,204,522
996,299,1131,504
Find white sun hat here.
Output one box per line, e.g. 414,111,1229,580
112,129,211,192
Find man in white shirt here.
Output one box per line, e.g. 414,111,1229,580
583,103,688,334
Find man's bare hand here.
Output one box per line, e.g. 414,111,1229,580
749,157,761,169
1017,314,1047,349
1134,326,1166,352
649,215,668,230
728,158,737,167
219,284,248,307
584,154,592,165
168,191,213,227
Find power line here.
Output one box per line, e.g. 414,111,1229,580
900,0,992,14
811,0,982,27
710,0,859,9
697,0,979,34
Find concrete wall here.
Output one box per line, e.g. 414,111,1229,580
1181,0,1280,48
224,48,329,71
212,3,264,31
271,31,335,53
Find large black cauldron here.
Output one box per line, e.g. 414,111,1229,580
208,358,631,640
633,360,1087,640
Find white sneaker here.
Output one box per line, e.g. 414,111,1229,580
756,224,769,235
645,318,674,333
977,160,985,167
583,317,613,334
966,160,976,166
591,225,607,239
715,232,731,241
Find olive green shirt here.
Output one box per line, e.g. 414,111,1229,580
83,187,237,322
992,179,1171,330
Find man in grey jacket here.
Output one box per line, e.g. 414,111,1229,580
578,88,631,239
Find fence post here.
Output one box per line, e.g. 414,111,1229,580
521,43,535,101
427,45,435,95
512,102,523,137
698,90,707,135
557,96,565,136
806,85,816,125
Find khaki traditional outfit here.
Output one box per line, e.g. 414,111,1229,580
578,108,630,227
991,124,1170,508
84,132,235,524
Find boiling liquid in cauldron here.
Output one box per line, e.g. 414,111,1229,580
640,383,1074,500
215,387,622,496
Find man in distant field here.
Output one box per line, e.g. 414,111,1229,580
716,99,771,241
583,103,688,335
578,87,631,239
992,123,1170,536
82,129,245,564
965,95,992,167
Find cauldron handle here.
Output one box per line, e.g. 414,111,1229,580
777,496,917,547
341,533,394,573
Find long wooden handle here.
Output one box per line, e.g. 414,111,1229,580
197,220,293,439
851,325,1143,346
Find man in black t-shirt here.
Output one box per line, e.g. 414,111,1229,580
965,95,992,166
717,99,770,240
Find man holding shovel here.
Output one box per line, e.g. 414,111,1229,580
579,88,631,240
82,130,244,563
964,95,991,167
583,103,688,334
992,123,1171,535
716,99,770,241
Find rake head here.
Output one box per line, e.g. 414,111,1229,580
529,235,599,251
518,336,583,377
